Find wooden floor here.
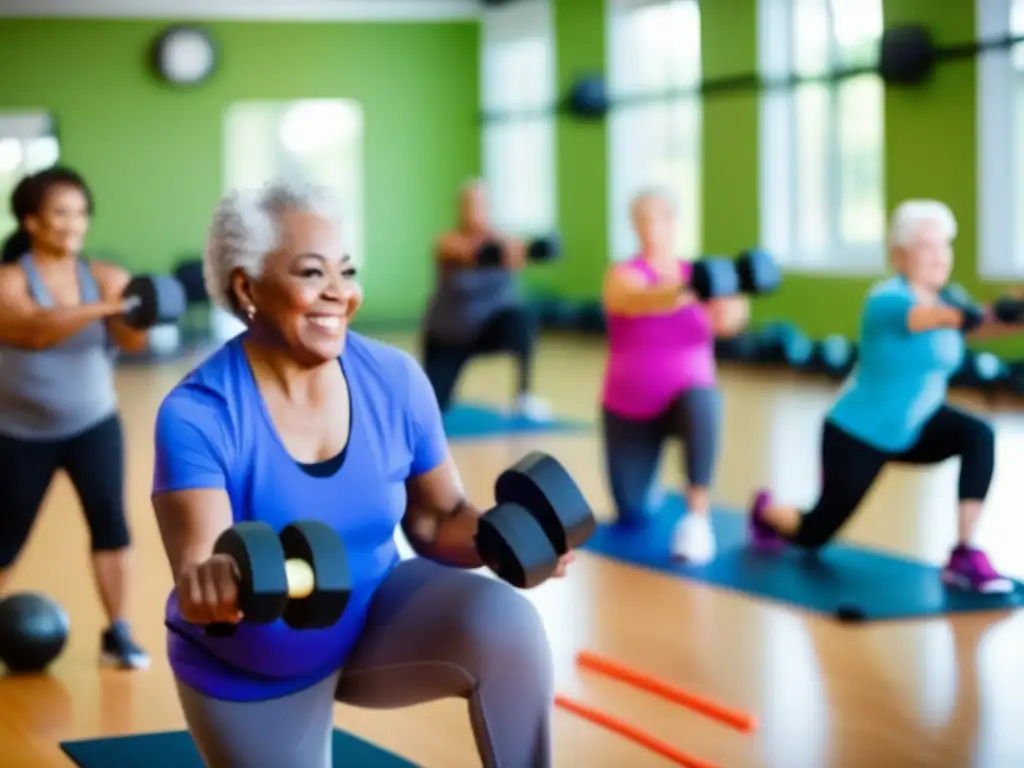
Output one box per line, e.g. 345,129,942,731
4,332,1024,768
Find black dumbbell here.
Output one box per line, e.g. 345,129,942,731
940,283,986,332
475,236,562,268
475,452,596,589
690,249,782,302
122,274,188,330
475,240,504,267
992,295,1024,325
205,520,352,638
937,283,1024,333
527,235,561,263
943,285,1024,331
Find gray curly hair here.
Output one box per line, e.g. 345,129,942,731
203,179,343,315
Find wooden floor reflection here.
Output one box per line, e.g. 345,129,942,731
2,332,1023,767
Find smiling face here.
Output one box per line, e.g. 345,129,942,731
233,207,362,365
892,218,953,293
24,182,90,257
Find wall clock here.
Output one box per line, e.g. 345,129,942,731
152,26,217,87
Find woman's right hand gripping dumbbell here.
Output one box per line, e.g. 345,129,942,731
176,555,244,626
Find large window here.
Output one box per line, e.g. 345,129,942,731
607,0,702,262
758,0,885,273
223,99,364,265
0,112,60,239
977,0,1024,278
481,0,556,237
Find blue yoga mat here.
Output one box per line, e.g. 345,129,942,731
443,402,587,440
584,494,1024,622
61,729,416,767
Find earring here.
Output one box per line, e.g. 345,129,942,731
245,306,256,321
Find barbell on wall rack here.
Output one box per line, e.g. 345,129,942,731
481,24,1024,124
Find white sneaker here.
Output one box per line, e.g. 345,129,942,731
671,514,716,565
513,393,553,422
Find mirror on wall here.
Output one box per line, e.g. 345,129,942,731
223,98,364,266
0,112,60,238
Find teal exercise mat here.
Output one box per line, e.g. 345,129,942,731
443,402,588,440
583,494,1024,622
61,729,417,767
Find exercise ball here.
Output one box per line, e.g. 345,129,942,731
0,593,70,673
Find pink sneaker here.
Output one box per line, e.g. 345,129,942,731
941,546,1015,594
748,489,785,552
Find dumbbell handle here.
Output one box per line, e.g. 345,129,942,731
283,558,315,600
205,558,315,637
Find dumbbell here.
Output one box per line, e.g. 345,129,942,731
940,283,986,332
476,241,504,267
953,350,1008,391
204,520,352,638
475,452,596,589
689,249,782,302
527,235,561,263
992,296,1024,325
122,274,188,330
753,323,815,369
939,283,1024,331
475,236,562,268
817,334,857,379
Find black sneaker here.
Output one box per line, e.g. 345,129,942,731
100,621,151,670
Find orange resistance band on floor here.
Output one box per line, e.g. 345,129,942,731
555,694,721,768
576,650,758,733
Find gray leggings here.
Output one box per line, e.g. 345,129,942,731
176,558,554,768
601,387,721,523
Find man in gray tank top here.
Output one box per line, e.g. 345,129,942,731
421,180,551,420
0,167,151,671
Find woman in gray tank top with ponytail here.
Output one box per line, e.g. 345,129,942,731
0,168,150,670
421,179,551,419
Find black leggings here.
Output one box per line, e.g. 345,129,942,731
602,388,721,524
791,405,995,549
422,306,538,412
0,414,130,568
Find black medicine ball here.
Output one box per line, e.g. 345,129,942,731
0,592,70,673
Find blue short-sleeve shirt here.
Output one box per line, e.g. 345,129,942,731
153,331,448,702
828,276,965,452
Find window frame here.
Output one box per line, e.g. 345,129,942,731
605,0,704,263
221,98,366,267
757,0,887,276
479,0,557,238
976,0,1018,280
0,111,60,241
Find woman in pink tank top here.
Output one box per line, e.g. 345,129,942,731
600,189,749,564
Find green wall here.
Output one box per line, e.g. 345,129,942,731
548,0,608,300
700,0,760,256
0,19,480,324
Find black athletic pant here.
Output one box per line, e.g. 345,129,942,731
422,306,538,413
791,405,995,550
0,414,131,568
